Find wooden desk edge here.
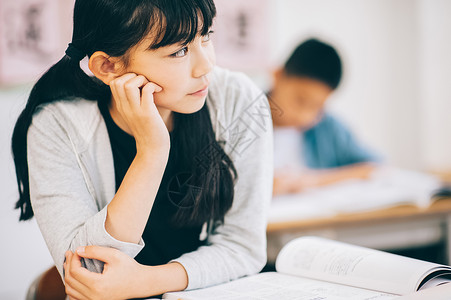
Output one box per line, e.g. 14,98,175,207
267,197,451,233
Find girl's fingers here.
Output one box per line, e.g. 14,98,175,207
141,82,163,110
76,245,123,264
65,252,88,300
69,252,99,286
110,73,138,110
110,73,162,112
123,75,150,109
64,277,90,299
70,252,102,283
64,279,91,300
65,251,73,273
65,282,88,300
65,251,96,297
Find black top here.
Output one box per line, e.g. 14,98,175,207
98,101,205,267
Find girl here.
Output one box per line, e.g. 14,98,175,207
12,0,273,299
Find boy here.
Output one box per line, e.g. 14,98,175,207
270,39,380,195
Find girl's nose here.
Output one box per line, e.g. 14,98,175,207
192,47,214,78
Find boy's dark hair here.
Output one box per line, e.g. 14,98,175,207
284,38,342,89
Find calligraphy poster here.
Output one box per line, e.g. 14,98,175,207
0,0,71,86
213,0,270,71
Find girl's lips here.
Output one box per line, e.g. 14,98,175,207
189,86,209,97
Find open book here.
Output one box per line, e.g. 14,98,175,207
163,237,451,300
270,168,442,223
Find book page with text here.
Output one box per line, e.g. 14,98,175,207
275,237,449,295
163,272,398,300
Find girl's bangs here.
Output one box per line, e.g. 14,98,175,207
149,0,216,49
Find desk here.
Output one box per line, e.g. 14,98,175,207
267,198,451,264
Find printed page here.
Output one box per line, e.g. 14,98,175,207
163,272,398,300
275,237,450,295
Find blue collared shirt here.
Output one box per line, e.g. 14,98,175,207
303,113,381,169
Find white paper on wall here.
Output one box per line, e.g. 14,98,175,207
0,0,72,85
213,0,270,71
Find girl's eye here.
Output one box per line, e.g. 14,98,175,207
171,47,188,58
202,31,214,43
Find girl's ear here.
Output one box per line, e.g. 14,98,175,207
88,51,123,85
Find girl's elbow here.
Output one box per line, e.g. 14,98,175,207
246,247,267,275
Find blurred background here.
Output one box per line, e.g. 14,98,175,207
0,0,450,298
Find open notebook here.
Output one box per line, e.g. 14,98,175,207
163,237,451,300
269,167,442,222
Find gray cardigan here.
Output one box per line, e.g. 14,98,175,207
27,67,273,291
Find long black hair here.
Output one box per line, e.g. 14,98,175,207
12,0,237,227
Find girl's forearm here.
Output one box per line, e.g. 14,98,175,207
136,262,189,297
105,150,169,244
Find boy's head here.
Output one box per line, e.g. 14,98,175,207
271,39,342,129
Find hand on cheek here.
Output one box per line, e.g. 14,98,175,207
109,73,170,155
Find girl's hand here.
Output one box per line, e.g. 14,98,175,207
109,73,170,156
63,246,148,300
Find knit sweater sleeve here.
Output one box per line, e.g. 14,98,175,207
27,104,144,279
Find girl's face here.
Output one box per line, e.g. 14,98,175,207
123,30,215,114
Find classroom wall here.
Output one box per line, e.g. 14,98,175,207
0,0,450,298
0,86,53,299
417,0,451,171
